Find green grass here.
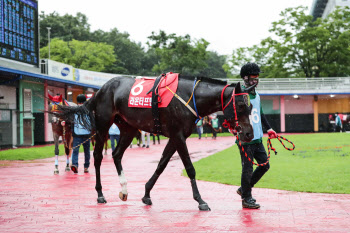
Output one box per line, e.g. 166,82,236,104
183,133,350,194
0,137,145,161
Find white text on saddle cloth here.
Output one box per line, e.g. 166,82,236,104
129,96,152,107
128,74,179,108
128,80,153,108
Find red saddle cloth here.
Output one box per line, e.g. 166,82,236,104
128,73,179,108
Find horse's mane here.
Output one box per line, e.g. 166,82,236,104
179,74,228,85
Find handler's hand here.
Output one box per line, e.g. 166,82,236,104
61,121,66,126
267,129,277,139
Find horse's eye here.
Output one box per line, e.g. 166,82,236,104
243,95,250,107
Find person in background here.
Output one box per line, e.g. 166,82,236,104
210,114,219,139
335,112,342,132
151,133,160,145
235,62,277,209
196,119,203,139
71,94,91,174
141,131,150,148
109,123,120,152
202,116,212,139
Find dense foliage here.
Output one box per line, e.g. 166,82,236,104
225,6,350,78
39,12,228,77
40,6,350,78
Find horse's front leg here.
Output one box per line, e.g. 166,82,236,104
64,135,73,172
112,128,137,202
142,139,176,205
53,134,60,175
94,133,107,203
173,136,211,211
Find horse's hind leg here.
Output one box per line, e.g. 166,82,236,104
112,125,138,201
173,136,211,211
94,131,109,204
142,139,176,205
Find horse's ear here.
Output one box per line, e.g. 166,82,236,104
58,94,63,103
48,94,54,101
235,82,242,94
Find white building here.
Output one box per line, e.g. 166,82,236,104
311,0,350,18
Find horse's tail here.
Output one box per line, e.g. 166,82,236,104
54,95,97,132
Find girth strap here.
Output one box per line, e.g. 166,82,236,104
147,74,166,135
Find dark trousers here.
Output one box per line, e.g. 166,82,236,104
151,134,160,144
72,137,90,168
238,142,270,199
212,128,218,138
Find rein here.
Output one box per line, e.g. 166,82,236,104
165,78,201,120
237,134,295,166
221,84,248,134
63,126,96,150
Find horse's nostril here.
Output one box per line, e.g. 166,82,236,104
246,133,251,138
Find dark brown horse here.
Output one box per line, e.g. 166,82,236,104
91,133,108,155
48,94,76,174
53,74,255,210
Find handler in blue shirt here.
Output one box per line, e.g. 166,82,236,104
71,94,92,174
109,123,120,152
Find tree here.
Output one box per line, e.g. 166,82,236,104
198,51,228,78
148,30,209,75
225,6,350,78
269,6,350,77
39,11,91,48
90,28,150,75
40,38,116,72
40,12,151,75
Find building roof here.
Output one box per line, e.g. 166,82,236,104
0,65,100,89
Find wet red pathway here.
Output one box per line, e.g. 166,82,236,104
0,137,350,232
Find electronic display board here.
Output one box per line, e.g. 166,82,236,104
0,0,38,66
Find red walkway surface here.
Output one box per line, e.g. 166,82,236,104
1,137,350,232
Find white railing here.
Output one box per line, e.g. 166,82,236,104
225,77,350,94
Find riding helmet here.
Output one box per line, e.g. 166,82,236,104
240,62,263,78
77,94,87,104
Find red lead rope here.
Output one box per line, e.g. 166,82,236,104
220,85,295,166
220,84,247,132
237,134,295,166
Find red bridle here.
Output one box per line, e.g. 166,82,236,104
221,84,248,135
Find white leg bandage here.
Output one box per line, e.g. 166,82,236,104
55,155,59,166
119,170,128,194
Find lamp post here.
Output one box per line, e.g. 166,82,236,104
47,27,51,60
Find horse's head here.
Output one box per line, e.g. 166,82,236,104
48,94,63,105
222,82,255,142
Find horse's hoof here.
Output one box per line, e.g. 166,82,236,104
142,197,152,205
97,196,107,204
198,203,211,211
65,166,70,172
119,192,128,201
54,170,59,175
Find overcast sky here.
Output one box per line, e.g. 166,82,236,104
39,0,314,56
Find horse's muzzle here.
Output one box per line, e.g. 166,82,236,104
239,124,254,143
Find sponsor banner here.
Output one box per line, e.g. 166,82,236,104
47,60,74,81
73,68,119,86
